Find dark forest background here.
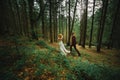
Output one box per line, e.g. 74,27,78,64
0,0,120,80
0,0,120,51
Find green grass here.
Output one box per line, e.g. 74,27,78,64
0,39,120,80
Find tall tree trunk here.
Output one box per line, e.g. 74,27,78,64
67,0,71,46
28,0,37,40
70,0,78,37
89,0,96,48
55,12,58,42
23,0,30,37
81,0,88,48
65,1,68,43
108,0,120,49
96,3,104,51
49,0,53,43
97,0,108,52
79,0,83,45
62,15,64,42
58,4,61,33
24,0,31,38
54,0,58,42
9,0,18,35
61,10,64,37
22,0,28,36
66,18,68,42
41,11,45,39
40,0,45,39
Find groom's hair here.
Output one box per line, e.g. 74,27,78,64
72,32,75,35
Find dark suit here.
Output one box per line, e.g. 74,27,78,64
70,35,81,56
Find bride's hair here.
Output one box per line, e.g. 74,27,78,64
58,34,63,39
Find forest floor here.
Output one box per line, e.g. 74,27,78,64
50,43,120,69
0,37,120,80
0,38,120,68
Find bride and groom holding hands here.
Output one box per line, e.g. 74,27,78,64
58,32,81,57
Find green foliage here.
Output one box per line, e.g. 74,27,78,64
36,40,55,50
0,39,120,80
35,64,47,76
0,71,18,80
66,73,77,80
71,60,120,80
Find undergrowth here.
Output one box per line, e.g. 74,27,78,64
0,39,120,80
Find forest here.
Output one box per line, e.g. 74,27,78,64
0,0,120,80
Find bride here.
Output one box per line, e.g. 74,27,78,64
58,34,70,56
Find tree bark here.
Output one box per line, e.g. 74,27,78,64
67,0,71,46
79,0,83,45
81,0,88,48
108,0,120,49
97,0,108,52
28,0,37,40
89,0,95,48
70,0,78,37
49,0,53,43
39,0,45,39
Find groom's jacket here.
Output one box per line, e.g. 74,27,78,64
72,36,76,45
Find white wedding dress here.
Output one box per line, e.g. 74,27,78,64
58,40,70,56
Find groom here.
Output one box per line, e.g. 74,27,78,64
70,32,81,56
